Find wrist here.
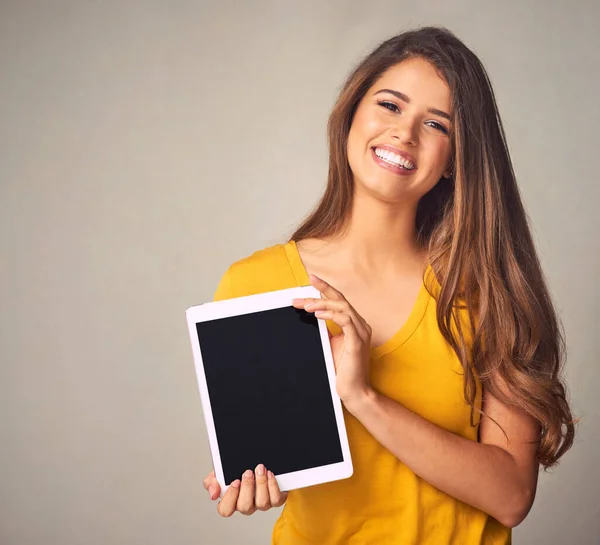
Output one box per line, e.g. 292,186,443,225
342,386,377,416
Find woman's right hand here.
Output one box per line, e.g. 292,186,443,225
203,464,288,517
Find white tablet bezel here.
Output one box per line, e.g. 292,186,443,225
186,285,353,496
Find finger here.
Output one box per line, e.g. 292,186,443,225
314,311,363,352
236,469,256,515
309,274,345,301
254,464,270,511
307,276,371,338
267,470,288,507
203,470,215,490
306,298,343,311
203,471,221,501
217,479,240,517
308,300,370,342
208,482,221,501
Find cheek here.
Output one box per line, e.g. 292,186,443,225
348,113,387,161
426,138,452,170
360,114,388,141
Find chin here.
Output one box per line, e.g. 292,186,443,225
355,178,411,204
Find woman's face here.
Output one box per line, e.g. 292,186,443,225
347,57,453,204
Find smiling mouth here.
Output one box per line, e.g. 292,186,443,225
373,147,416,170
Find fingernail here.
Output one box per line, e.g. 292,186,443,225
231,479,241,489
208,485,216,498
267,470,274,479
315,310,325,316
243,469,253,479
256,464,265,476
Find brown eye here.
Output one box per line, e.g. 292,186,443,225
378,101,400,113
426,121,449,135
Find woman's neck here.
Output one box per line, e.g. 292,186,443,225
301,194,427,280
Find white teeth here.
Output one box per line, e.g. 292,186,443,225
374,148,415,170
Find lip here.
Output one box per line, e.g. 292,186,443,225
371,145,418,176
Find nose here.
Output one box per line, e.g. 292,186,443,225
391,116,418,147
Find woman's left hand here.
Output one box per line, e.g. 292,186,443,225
292,274,372,407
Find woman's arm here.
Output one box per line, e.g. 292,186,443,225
344,384,540,528
294,275,540,529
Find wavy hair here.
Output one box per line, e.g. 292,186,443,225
290,26,575,468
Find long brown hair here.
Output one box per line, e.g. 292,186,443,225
290,26,575,468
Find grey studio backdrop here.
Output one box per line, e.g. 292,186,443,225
1,1,598,544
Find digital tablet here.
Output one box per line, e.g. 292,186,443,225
186,285,353,496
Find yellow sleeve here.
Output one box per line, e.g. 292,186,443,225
212,265,236,301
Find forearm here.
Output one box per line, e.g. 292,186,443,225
345,388,534,527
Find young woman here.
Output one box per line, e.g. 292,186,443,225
202,26,575,544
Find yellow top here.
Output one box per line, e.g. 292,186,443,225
213,241,511,545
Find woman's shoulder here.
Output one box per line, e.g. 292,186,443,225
212,240,298,300
225,240,291,273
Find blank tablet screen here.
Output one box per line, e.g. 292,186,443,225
196,306,344,484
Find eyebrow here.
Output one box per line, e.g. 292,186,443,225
374,88,452,121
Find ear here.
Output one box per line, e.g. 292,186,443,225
443,160,454,180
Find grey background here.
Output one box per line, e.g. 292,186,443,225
1,1,598,544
